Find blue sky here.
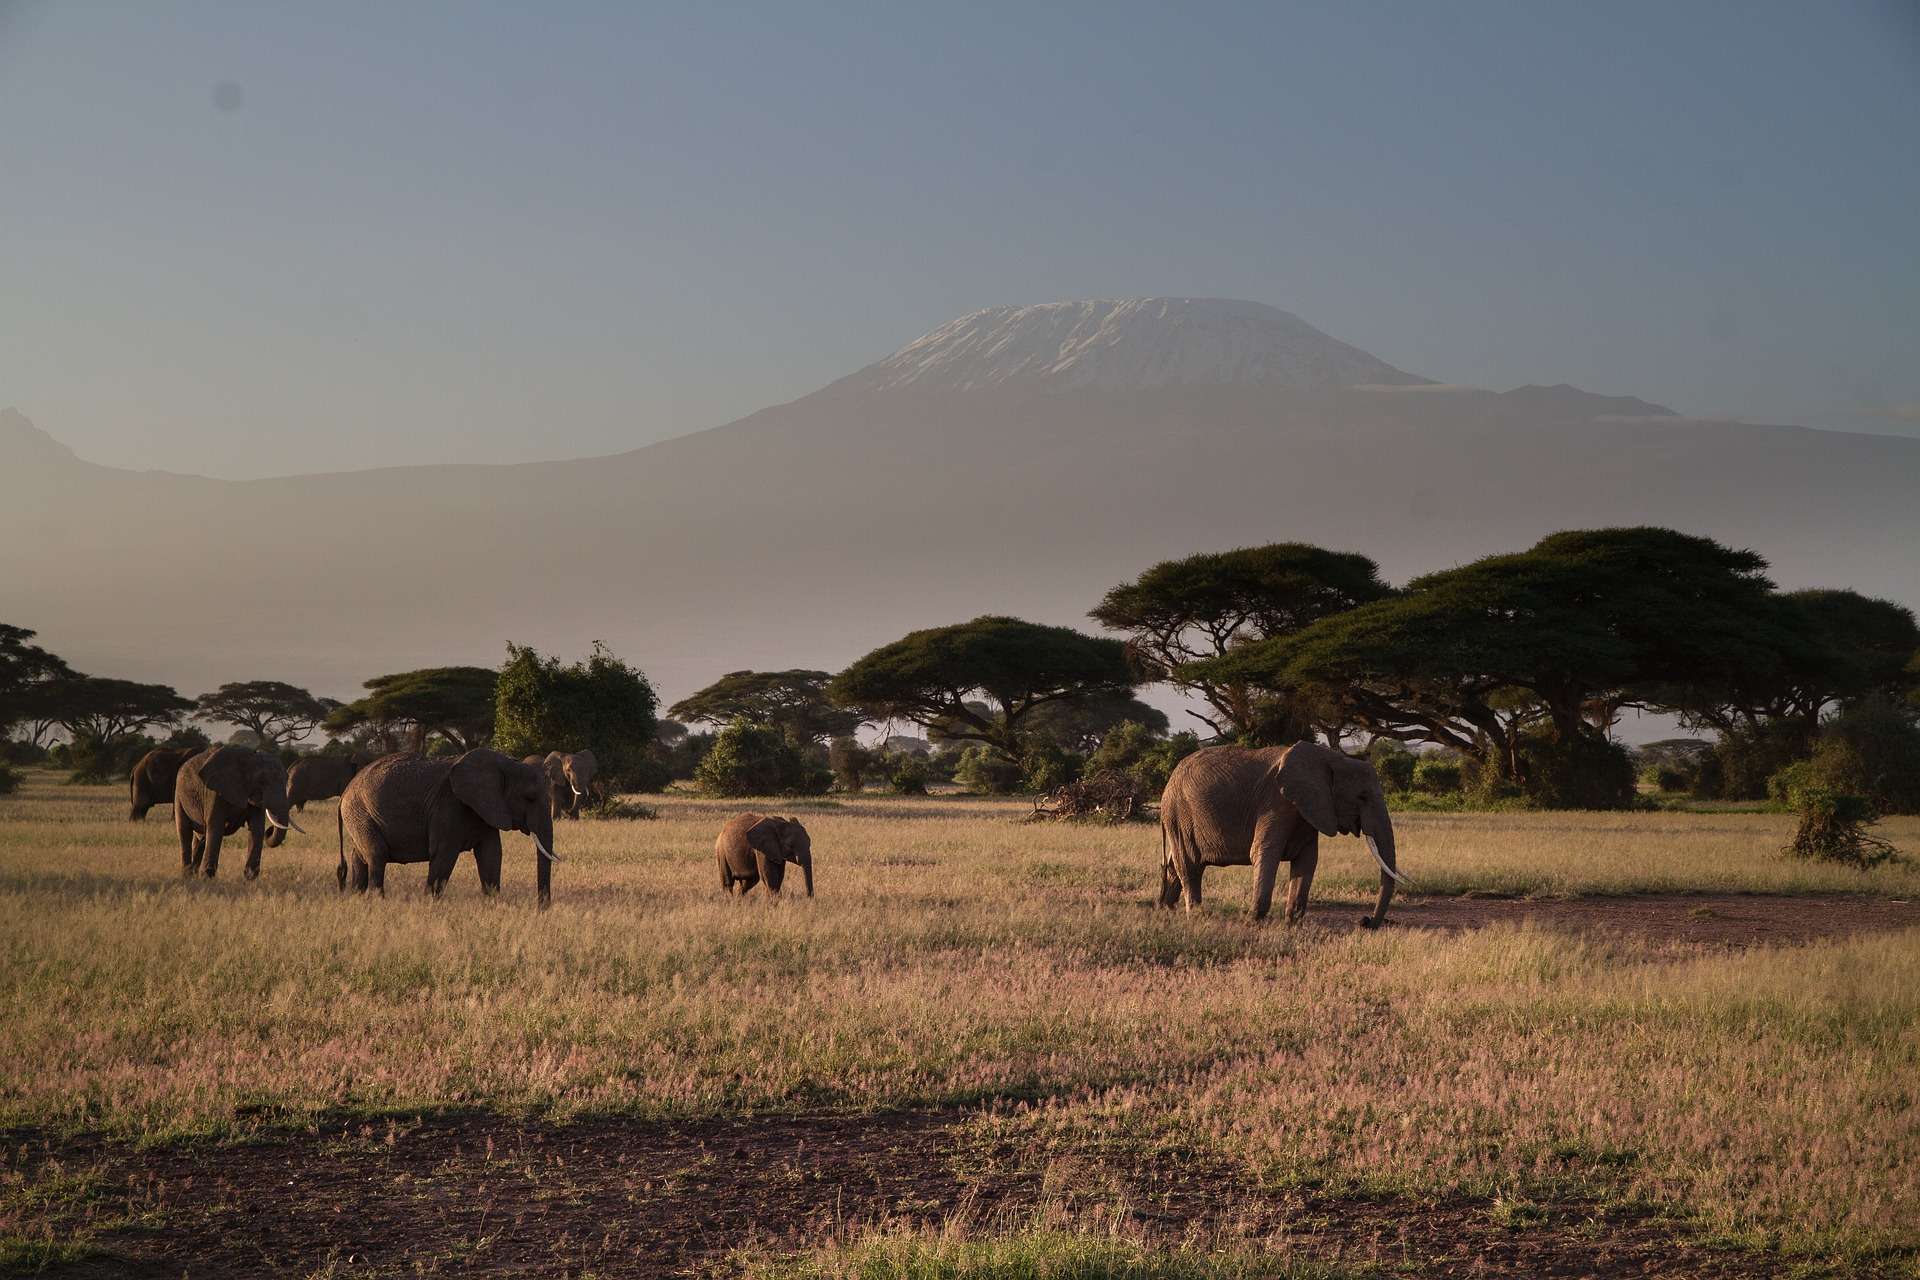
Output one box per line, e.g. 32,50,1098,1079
3,0,1916,476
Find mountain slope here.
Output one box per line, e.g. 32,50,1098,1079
1,300,1913,707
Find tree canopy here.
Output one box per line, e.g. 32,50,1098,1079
43,676,196,745
325,666,498,753
1020,690,1170,753
829,616,1135,756
493,642,658,786
1090,543,1389,740
668,670,862,742
196,680,340,749
0,625,76,742
1195,528,1791,788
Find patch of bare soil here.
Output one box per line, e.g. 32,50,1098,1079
5,1109,1826,1279
1312,892,1918,950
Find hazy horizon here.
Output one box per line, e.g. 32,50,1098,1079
4,1,1918,478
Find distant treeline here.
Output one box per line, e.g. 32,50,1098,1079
4,526,1916,811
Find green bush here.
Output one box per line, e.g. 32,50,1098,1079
0,762,21,796
1515,732,1637,810
1085,722,1200,797
952,744,1022,795
887,755,930,795
1700,720,1808,801
1784,787,1901,870
1018,743,1083,794
65,733,155,784
1767,759,1817,809
494,641,658,788
828,737,876,792
1366,740,1417,792
1411,757,1462,794
694,721,829,797
1804,698,1920,815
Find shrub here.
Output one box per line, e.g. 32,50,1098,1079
578,796,658,821
888,755,930,795
1701,720,1808,801
1515,732,1637,810
1411,757,1462,794
694,721,828,797
65,733,154,784
1784,787,1901,870
1804,698,1920,815
612,755,675,794
0,762,20,795
952,745,1022,795
494,641,658,788
828,737,876,792
1653,766,1688,792
1767,759,1817,809
1085,722,1200,798
1366,740,1417,792
1018,743,1083,794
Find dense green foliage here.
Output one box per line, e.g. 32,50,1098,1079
1784,787,1901,869
1771,699,1920,815
0,625,74,742
1083,720,1200,796
493,643,658,788
325,667,498,753
669,670,862,743
829,616,1135,757
1091,542,1389,742
693,720,829,797
1020,690,1169,753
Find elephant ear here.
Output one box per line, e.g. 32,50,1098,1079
450,751,515,832
1277,743,1341,836
747,816,783,857
198,748,254,810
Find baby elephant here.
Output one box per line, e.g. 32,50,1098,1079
716,813,814,898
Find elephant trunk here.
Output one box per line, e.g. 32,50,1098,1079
1359,805,1399,929
798,849,814,898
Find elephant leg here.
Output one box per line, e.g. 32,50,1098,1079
734,871,759,896
243,811,266,881
756,850,784,899
719,854,735,895
425,839,461,897
177,809,197,875
1159,859,1183,909
1176,859,1203,911
1285,845,1319,924
473,831,502,896
1251,839,1286,922
201,810,226,879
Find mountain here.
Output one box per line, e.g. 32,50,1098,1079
2,298,1915,710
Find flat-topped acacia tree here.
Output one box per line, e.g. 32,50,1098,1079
828,616,1137,759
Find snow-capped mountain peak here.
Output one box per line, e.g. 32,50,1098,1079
843,298,1428,393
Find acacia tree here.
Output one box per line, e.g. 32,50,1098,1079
325,667,498,753
47,676,196,744
0,625,75,744
1198,528,1793,792
196,680,340,749
669,670,862,743
1090,543,1389,741
828,616,1136,758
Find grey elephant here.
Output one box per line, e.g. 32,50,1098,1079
339,749,559,905
541,749,599,819
129,746,195,820
174,745,303,880
715,812,814,898
287,754,364,810
1159,741,1401,927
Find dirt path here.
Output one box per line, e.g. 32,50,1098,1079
7,1108,1814,1279
1311,891,1918,950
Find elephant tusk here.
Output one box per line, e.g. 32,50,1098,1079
571,785,584,797
534,834,563,862
1365,834,1406,885
265,811,293,832
287,815,308,835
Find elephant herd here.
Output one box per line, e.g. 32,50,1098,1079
125,740,1401,926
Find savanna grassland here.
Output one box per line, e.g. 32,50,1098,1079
2,771,1917,1278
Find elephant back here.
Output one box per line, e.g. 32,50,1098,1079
1162,746,1290,865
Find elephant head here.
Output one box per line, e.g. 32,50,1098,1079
1277,742,1401,928
762,815,814,897
451,749,560,904
200,745,302,838
560,749,598,807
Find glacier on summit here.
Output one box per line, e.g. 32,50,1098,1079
842,298,1430,394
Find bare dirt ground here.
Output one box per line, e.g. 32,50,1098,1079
10,894,1913,1279
10,1108,1793,1279
1315,891,1919,951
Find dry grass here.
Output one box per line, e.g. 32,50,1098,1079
0,770,1915,1261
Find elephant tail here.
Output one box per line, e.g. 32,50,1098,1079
336,805,345,879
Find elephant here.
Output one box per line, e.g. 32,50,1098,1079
715,812,814,898
339,748,560,905
539,749,599,819
1158,741,1402,927
173,744,303,880
128,746,195,820
287,754,364,811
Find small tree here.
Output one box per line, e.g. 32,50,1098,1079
670,670,863,743
695,721,826,797
325,667,497,753
829,616,1136,758
888,755,930,795
828,736,876,792
1084,720,1199,796
196,680,339,749
494,642,658,787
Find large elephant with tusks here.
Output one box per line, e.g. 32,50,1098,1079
1159,742,1402,926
